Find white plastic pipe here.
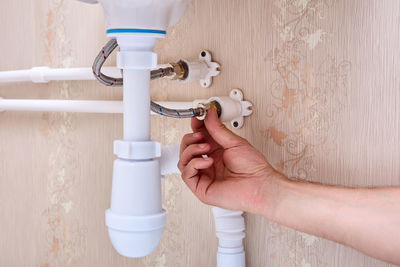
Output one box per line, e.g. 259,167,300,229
0,99,122,113
105,34,166,259
160,144,181,176
0,67,121,83
0,98,195,114
122,69,151,140
213,207,246,267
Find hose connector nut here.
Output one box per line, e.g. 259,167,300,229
196,101,221,121
195,103,208,120
169,61,187,80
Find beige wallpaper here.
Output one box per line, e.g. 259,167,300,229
0,0,399,266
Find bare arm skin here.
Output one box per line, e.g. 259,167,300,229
178,108,400,265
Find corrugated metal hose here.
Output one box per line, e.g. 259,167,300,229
92,38,205,118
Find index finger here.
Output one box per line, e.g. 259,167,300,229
191,117,205,132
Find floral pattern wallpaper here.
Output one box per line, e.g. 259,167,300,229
266,0,351,181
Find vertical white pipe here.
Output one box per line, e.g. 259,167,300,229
213,207,246,267
123,69,151,141
105,34,165,258
118,36,156,141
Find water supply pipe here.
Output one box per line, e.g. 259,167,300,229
0,67,121,83
0,87,252,130
0,54,218,86
0,98,195,114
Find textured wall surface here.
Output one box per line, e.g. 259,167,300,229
0,0,399,266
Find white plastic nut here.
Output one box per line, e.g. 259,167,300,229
114,140,161,160
117,51,157,70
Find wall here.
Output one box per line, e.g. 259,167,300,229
0,0,399,266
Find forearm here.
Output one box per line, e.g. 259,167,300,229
260,173,400,265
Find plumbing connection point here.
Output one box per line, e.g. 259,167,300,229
194,89,253,128
209,89,252,128
180,50,220,88
195,101,221,120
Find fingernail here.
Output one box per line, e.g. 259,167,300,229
193,132,201,138
204,157,212,161
199,143,207,149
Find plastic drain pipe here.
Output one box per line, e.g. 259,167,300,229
213,207,246,267
104,32,167,258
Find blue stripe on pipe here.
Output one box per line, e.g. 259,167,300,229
106,29,167,35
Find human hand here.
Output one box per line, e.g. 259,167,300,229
178,107,279,214
179,108,400,266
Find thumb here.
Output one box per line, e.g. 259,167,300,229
204,107,247,149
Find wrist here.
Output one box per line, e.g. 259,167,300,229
256,170,291,221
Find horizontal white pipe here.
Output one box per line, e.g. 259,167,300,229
0,67,121,83
160,144,181,176
0,98,196,114
0,64,177,83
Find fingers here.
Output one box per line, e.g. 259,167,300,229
191,117,205,132
181,157,214,199
180,132,204,156
181,157,213,180
204,107,248,149
178,143,211,172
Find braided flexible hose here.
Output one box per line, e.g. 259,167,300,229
92,39,122,86
151,102,205,118
92,39,204,118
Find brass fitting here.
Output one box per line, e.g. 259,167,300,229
169,61,187,80
196,100,222,120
